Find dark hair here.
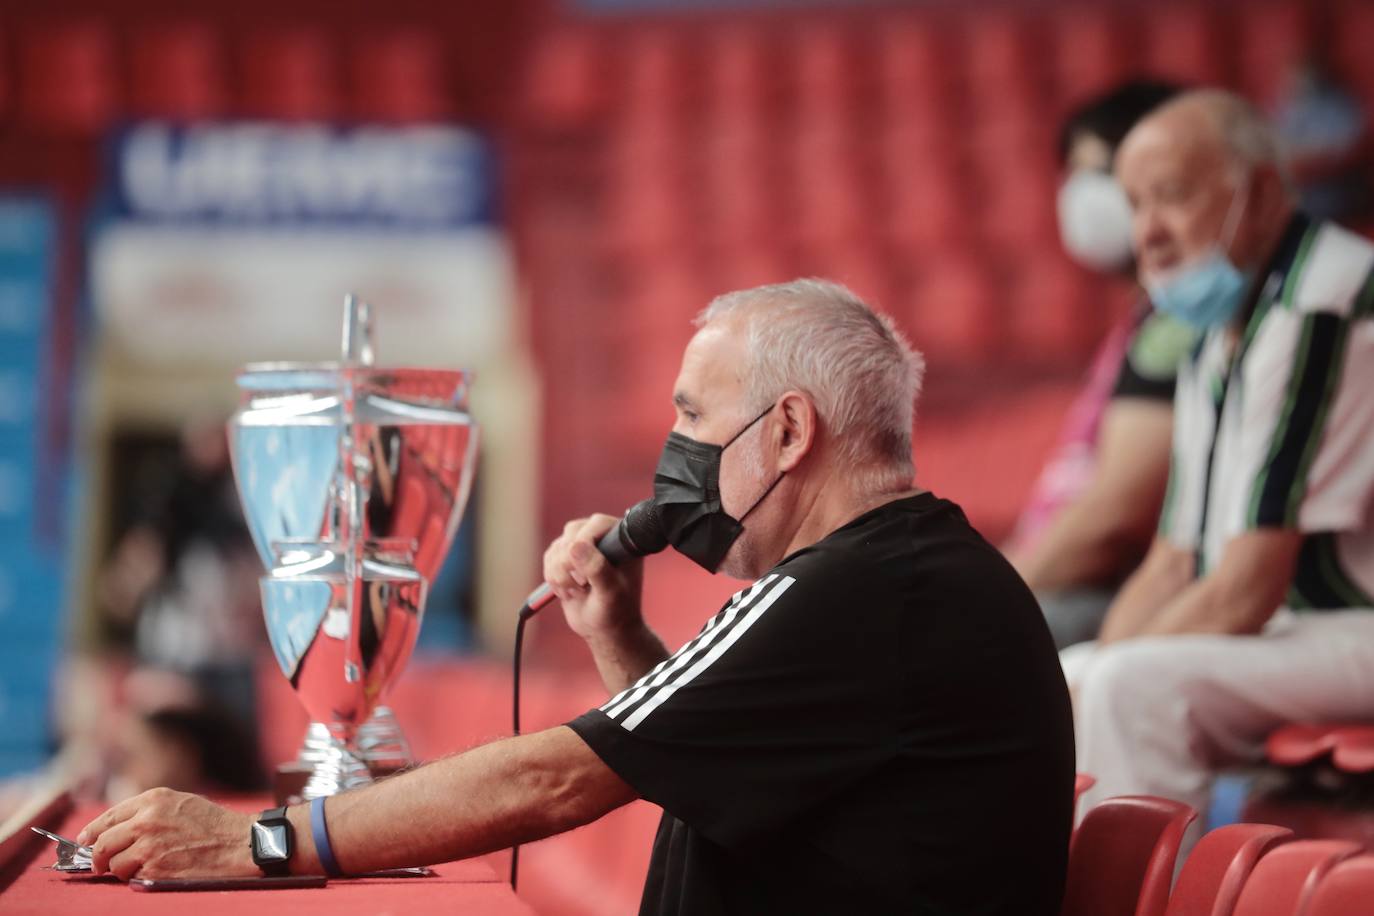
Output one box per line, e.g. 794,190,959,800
1057,80,1185,164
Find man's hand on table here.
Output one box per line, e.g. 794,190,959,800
77,788,258,880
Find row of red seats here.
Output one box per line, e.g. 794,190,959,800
0,21,453,132
606,252,1121,368
522,2,1374,130
1068,790,1374,916
514,0,1373,537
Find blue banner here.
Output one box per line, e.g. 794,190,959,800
106,122,498,229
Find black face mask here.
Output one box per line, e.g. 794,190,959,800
652,406,785,573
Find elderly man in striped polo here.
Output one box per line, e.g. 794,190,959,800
1064,89,1374,819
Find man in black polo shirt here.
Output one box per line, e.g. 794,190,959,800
80,280,1075,916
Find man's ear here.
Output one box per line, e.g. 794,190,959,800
1253,166,1292,226
774,390,816,473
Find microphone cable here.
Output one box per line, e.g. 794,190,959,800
505,503,662,892
509,602,534,890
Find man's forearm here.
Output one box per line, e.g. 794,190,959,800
286,725,636,875
1098,543,1194,643
1142,570,1281,637
585,622,670,695
1138,529,1298,638
1017,493,1147,592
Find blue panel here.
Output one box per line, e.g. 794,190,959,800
0,195,61,779
0,381,42,445
0,748,48,778
0,676,53,742
0,279,51,343
0,449,38,529
0,198,57,264
0,545,65,642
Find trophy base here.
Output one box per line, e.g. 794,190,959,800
273,762,313,807
274,711,417,805
272,761,409,806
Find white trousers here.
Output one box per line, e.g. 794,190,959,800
1062,609,1374,819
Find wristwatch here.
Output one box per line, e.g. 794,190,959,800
250,806,294,877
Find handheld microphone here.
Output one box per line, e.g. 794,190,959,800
520,498,668,618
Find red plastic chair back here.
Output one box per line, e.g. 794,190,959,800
1232,840,1363,916
1164,823,1293,916
1061,795,1198,916
1307,855,1374,916
131,23,226,120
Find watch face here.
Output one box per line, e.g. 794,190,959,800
253,822,289,861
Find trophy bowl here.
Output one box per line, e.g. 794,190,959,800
228,297,477,798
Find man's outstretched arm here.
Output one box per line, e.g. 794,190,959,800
79,725,636,880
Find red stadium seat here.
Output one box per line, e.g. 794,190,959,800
1332,727,1374,773
790,21,858,118
1164,823,1293,916
963,10,1042,113
1050,8,1132,107
903,255,999,364
874,19,951,120
974,159,1058,250
1232,840,1363,916
1139,6,1227,87
709,247,793,293
1330,3,1374,106
130,23,226,120
1005,258,1099,366
603,166,690,255
351,30,450,122
19,20,119,134
1061,795,1198,916
1306,855,1374,916
803,245,891,309
702,173,774,249
704,23,776,116
1235,4,1313,108
1267,723,1343,767
883,158,970,251
242,27,341,121
620,27,688,119
1266,723,1374,773
520,27,608,127
793,170,870,249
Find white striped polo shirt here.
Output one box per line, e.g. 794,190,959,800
1160,213,1374,608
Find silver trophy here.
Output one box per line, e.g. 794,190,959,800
228,295,477,798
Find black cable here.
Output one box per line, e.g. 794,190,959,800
509,605,533,890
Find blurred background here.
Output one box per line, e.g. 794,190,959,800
0,0,1370,912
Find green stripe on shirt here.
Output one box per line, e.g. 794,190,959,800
1248,313,1317,525
1284,319,1351,526
1279,225,1319,310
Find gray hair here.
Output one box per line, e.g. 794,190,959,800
1162,89,1293,188
697,278,925,490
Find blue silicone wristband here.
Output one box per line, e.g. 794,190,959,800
310,796,343,878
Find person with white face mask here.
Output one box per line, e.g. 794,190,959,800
1063,89,1374,827
1008,81,1196,650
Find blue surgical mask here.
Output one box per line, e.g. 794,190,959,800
1144,249,1254,329
1144,176,1255,329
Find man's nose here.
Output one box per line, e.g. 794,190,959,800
1133,206,1170,255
